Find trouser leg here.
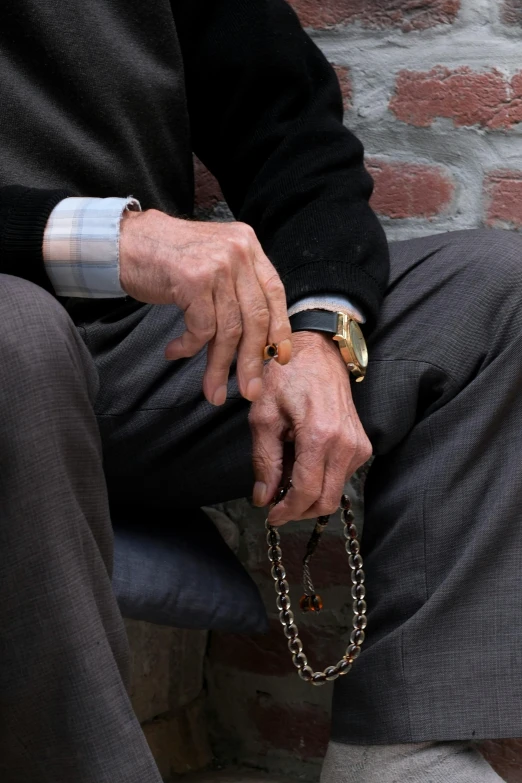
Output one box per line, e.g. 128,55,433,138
0,276,162,782
331,229,522,743
320,740,504,783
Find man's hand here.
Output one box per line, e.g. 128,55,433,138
249,331,372,524
119,209,292,406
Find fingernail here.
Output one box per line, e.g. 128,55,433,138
246,377,263,401
212,385,227,406
253,481,267,507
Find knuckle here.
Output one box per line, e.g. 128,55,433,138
250,410,275,430
222,310,243,339
264,272,284,297
314,425,338,445
250,304,270,329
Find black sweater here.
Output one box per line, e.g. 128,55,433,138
0,0,389,329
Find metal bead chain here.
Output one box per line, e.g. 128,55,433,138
266,493,367,686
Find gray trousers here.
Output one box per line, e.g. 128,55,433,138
1,228,522,781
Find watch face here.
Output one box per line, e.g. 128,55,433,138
349,320,368,368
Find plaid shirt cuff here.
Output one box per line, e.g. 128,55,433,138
42,196,141,297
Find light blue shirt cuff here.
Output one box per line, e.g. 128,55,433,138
43,196,141,297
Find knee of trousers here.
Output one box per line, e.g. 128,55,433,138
0,274,98,402
456,229,522,310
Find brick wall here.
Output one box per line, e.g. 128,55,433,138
199,1,522,781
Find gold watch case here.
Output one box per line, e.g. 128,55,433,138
332,312,368,382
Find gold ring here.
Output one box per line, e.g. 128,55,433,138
263,343,279,361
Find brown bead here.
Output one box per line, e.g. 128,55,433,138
300,594,323,613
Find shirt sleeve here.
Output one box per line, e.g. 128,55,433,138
42,196,141,298
289,294,365,324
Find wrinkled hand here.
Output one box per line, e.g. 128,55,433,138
119,209,292,406
249,331,372,523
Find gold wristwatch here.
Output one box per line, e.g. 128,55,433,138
289,310,368,381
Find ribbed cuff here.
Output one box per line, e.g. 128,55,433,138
0,187,76,294
282,261,382,335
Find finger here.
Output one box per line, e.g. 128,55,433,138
235,271,270,402
268,436,325,524
165,298,216,360
250,409,286,510
303,455,348,519
251,244,292,363
202,283,243,405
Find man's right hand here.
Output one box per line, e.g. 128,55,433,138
119,209,292,406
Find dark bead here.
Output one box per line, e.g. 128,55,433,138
351,584,366,600
276,594,291,611
298,665,314,682
347,523,358,539
351,568,365,585
312,672,327,686
337,658,353,676
354,599,367,615
325,665,339,681
279,609,294,626
283,622,299,639
288,637,303,655
348,554,363,570
271,563,286,580
276,578,290,595
292,652,308,669
300,594,323,613
340,494,351,510
347,643,361,660
350,629,365,646
354,614,367,630
342,508,355,524
268,545,282,562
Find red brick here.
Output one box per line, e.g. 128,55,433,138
210,619,348,677
481,739,522,782
366,158,454,219
250,695,330,759
332,65,352,110
288,0,459,31
484,170,522,228
503,1,522,25
390,67,522,130
194,156,223,210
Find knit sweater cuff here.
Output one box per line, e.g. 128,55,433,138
0,187,75,295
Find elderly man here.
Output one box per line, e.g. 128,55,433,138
0,1,519,782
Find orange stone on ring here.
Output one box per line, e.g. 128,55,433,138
300,594,323,613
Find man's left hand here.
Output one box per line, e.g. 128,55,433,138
249,331,372,524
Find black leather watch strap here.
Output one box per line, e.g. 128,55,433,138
289,309,339,334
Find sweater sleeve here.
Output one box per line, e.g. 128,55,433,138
0,185,75,294
172,0,389,331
